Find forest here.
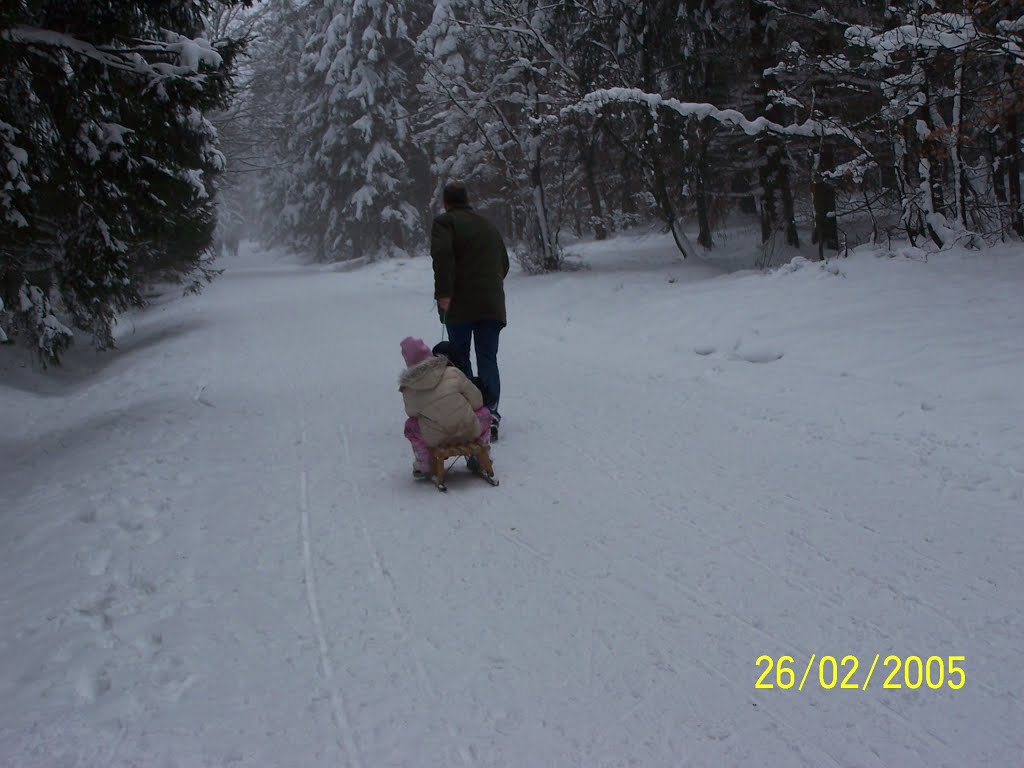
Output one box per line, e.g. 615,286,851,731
2,0,1023,360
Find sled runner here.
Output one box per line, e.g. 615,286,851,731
429,441,499,492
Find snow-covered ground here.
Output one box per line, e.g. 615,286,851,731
2,231,1023,767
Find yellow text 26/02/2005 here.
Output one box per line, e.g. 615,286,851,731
755,655,966,691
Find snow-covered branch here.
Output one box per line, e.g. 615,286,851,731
564,87,861,144
2,27,225,79
845,14,978,65
753,0,1024,66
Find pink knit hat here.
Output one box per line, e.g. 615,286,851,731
400,336,432,368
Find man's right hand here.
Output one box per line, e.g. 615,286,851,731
437,297,451,311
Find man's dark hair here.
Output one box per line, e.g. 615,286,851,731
443,182,469,207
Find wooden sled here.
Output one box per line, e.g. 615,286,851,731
429,441,499,492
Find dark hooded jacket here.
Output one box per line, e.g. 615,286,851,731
431,205,510,325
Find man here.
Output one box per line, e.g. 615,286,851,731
431,182,510,441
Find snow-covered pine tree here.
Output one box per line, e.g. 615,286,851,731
262,0,430,262
206,2,278,257
417,0,517,226
238,0,315,252
0,0,250,362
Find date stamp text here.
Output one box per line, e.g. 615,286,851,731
755,655,965,691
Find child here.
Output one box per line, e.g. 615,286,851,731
399,337,492,479
433,340,500,442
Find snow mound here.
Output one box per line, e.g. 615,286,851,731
775,256,845,277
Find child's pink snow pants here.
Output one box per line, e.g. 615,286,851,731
404,408,492,472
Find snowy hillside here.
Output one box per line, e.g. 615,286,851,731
2,233,1023,767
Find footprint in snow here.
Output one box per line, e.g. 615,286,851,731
137,502,160,518
75,665,111,702
117,517,145,533
143,526,166,545
77,507,98,524
77,547,113,577
735,347,784,364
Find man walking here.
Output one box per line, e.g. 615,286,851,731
431,182,510,441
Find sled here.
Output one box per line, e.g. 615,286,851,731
429,441,499,492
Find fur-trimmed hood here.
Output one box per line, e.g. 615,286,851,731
399,354,449,391
398,353,485,447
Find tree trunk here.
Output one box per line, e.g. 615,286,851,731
694,128,713,249
812,141,839,258
991,129,1007,204
758,142,799,247
620,150,635,221
780,156,799,248
350,226,364,262
920,156,946,247
749,0,797,248
758,139,778,243
1008,109,1023,237
695,183,713,249
924,144,945,224
578,127,608,240
923,89,949,222
651,141,678,248
527,90,557,271
894,127,922,243
950,53,967,228
734,168,758,214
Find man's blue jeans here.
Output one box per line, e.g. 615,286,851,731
446,320,504,414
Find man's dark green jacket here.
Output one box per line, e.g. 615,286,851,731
431,205,510,325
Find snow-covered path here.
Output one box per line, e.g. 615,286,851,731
2,237,1023,767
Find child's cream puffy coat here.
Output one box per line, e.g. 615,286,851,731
399,355,483,447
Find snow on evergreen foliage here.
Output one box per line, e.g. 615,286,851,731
257,0,429,262
0,1,250,362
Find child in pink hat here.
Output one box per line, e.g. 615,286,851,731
399,336,491,479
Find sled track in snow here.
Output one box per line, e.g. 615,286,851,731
337,424,477,768
277,353,364,768
298,458,364,768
